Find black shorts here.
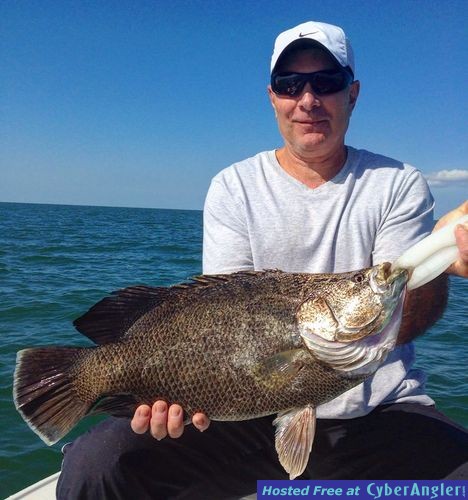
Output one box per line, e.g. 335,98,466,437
57,403,468,500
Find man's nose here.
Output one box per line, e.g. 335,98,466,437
298,83,320,109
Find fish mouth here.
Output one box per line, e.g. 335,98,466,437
371,262,408,294
301,288,406,378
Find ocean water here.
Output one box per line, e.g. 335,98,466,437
0,202,466,496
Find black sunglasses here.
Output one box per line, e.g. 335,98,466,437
271,69,354,97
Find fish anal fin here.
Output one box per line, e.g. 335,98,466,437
254,349,306,390
90,393,141,418
273,405,316,479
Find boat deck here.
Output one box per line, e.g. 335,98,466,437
7,472,257,499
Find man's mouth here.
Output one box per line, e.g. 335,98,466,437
294,119,327,125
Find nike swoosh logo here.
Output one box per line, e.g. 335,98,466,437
299,31,319,37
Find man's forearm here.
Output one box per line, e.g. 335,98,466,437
397,273,449,345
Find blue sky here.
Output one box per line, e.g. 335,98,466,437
1,0,467,216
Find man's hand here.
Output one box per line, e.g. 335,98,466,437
130,402,210,439
397,201,467,345
434,201,468,278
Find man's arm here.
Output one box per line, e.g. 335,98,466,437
397,274,448,345
203,176,253,274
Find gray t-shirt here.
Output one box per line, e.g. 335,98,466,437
203,147,436,418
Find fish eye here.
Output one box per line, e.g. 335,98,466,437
354,273,365,283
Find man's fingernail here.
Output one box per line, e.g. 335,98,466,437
139,407,150,417
170,407,181,417
155,401,166,413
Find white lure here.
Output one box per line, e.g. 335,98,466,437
391,214,468,290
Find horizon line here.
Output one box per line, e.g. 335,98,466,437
0,200,202,213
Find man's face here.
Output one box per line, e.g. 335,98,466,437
268,48,360,159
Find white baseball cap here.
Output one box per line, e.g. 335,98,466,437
270,21,355,75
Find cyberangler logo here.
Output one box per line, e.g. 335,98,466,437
367,481,466,500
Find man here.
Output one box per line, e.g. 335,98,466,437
58,21,468,499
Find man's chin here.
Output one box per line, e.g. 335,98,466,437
299,133,328,150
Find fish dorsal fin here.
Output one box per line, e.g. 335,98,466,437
273,405,316,479
172,270,262,291
74,271,273,345
74,286,175,344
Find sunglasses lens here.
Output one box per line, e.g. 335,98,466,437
271,74,306,97
312,71,351,95
272,70,352,96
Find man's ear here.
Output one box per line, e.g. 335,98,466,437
349,80,360,111
267,85,278,118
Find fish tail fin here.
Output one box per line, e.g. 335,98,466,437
13,347,92,445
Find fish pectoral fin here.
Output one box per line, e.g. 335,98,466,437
255,349,306,390
273,405,316,480
90,393,140,418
